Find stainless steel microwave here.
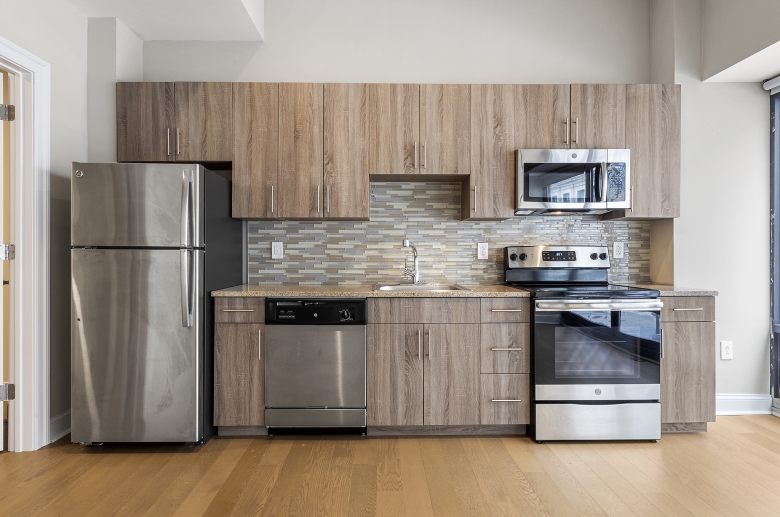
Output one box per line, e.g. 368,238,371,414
515,149,631,215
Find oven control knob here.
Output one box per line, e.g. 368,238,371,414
340,310,351,320
590,253,598,260
509,253,518,261
519,253,528,261
599,253,607,260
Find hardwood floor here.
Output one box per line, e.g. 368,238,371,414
2,416,780,516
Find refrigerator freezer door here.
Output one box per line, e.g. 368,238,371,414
71,163,203,248
71,248,203,443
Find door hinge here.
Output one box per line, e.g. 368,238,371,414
0,244,14,260
0,384,15,401
0,105,15,122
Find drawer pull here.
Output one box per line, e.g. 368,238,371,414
222,309,255,312
492,348,521,351
673,308,704,311
492,399,522,402
491,309,522,312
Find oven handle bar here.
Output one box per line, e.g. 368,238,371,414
535,299,663,312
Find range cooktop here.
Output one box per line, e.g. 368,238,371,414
507,283,661,299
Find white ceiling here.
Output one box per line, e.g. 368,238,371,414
706,39,780,83
67,0,264,41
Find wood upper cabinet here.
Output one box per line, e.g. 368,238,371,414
424,324,480,425
117,82,175,162
623,84,681,219
233,82,278,219
369,84,420,175
324,83,370,220
514,84,570,149
214,322,264,427
466,84,515,220
278,83,324,219
420,84,470,175
367,324,424,426
570,84,626,149
174,82,233,161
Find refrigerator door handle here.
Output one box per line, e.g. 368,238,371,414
180,169,192,248
180,249,193,327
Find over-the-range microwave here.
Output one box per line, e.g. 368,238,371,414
515,149,630,215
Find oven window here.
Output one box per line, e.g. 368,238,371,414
524,162,602,203
535,309,661,385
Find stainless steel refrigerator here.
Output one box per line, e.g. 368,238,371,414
70,163,242,444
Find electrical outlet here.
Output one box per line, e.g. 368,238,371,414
478,242,489,260
721,341,734,360
613,242,625,259
271,242,283,259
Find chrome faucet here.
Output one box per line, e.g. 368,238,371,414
402,239,420,284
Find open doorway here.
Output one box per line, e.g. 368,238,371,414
0,69,8,450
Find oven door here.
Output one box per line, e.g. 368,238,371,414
516,149,609,211
533,298,662,401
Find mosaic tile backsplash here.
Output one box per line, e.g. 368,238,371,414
247,183,651,286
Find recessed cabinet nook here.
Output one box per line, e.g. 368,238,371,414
117,81,681,221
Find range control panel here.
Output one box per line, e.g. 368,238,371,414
265,299,367,325
505,245,610,269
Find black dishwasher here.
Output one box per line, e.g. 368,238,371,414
264,298,367,428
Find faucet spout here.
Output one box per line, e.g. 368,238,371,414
402,240,421,284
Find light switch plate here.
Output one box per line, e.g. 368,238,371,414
613,242,625,259
271,242,283,259
721,341,733,360
477,242,489,260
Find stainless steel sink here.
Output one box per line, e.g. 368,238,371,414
373,284,470,292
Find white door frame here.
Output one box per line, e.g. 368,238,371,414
0,36,51,451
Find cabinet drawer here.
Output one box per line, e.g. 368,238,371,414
368,298,480,324
480,298,530,323
480,324,530,373
480,374,530,425
215,297,265,323
661,297,715,322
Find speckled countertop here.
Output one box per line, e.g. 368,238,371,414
211,284,530,298
617,284,718,297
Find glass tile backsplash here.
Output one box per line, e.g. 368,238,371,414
247,182,651,285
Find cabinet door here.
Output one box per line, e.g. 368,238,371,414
624,84,681,218
367,324,424,426
466,84,515,220
420,84,470,175
369,84,420,175
324,83,370,220
174,82,233,161
514,84,570,149
233,83,278,219
214,323,264,426
424,324,480,425
570,84,626,149
661,321,716,424
116,82,174,162
279,83,324,219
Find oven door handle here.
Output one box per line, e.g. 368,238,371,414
535,299,663,312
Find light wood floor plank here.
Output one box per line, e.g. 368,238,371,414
397,438,435,517
438,437,493,517
530,443,607,515
418,439,463,517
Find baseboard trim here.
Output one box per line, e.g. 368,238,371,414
217,426,268,437
49,410,70,443
368,425,526,436
716,393,772,415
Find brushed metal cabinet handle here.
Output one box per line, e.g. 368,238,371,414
474,186,477,212
167,128,171,156
176,128,181,155
492,399,522,402
417,329,422,360
673,308,704,311
574,117,579,144
414,142,419,169
317,185,320,214
565,118,569,145
271,185,274,214
327,185,330,214
660,328,664,359
222,309,254,312
491,309,522,312
428,329,432,359
423,142,427,169
491,348,521,351
258,328,262,361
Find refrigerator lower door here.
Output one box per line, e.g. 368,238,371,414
71,248,203,443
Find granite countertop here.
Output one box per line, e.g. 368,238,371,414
618,284,719,297
211,284,530,298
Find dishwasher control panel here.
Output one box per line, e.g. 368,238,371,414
265,298,367,324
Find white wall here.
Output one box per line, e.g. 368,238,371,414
0,0,89,421
674,0,770,396
144,0,651,84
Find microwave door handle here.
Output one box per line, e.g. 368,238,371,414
601,162,608,202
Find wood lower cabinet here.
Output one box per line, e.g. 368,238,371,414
479,374,530,425
232,82,278,219
214,322,265,427
420,84,470,175
466,84,515,220
116,82,175,162
369,84,419,175
424,324,480,425
480,323,530,374
367,324,424,426
174,82,233,161
570,84,626,149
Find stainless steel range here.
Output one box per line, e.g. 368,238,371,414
504,245,662,442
